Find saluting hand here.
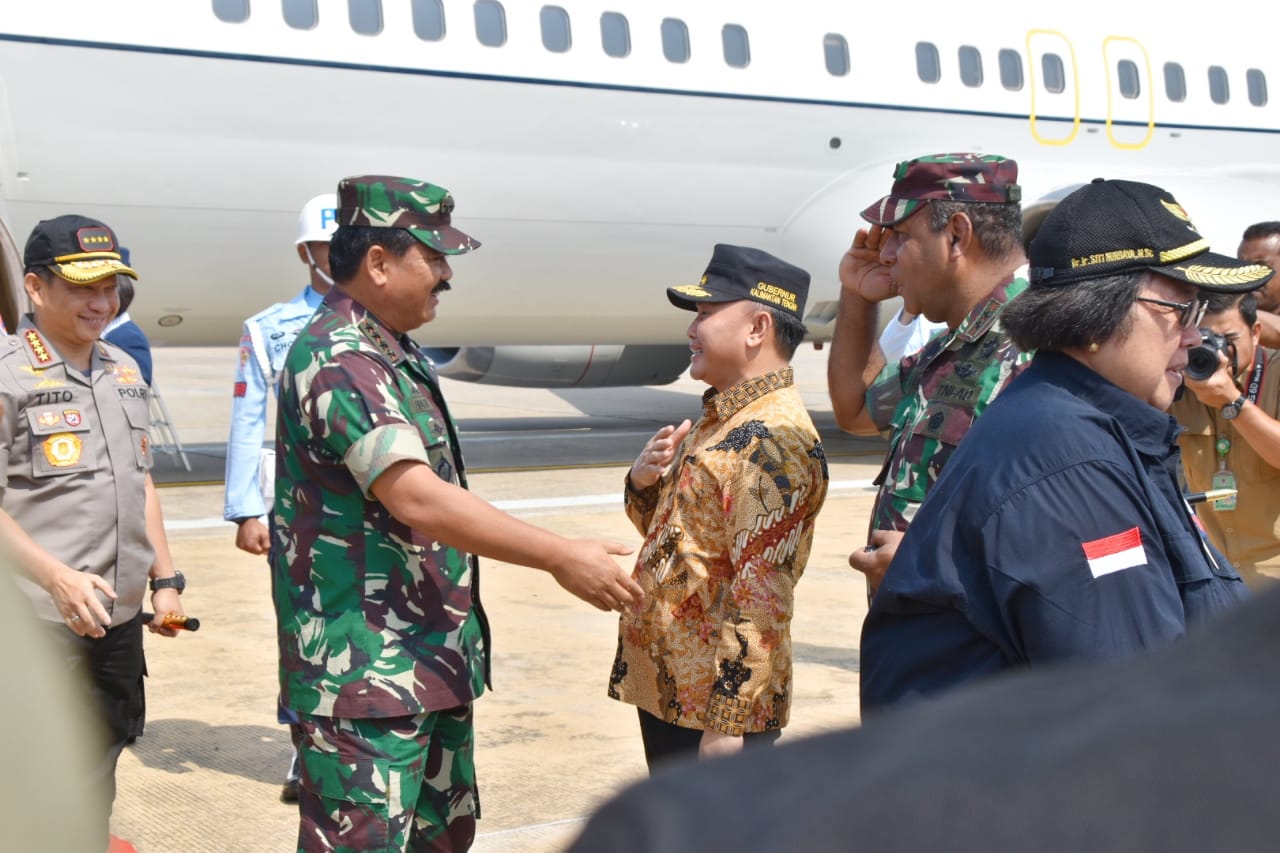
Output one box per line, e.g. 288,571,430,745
839,226,897,304
550,539,642,612
629,419,693,490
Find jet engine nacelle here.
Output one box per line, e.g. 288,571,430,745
422,344,691,388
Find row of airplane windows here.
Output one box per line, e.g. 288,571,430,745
919,43,1269,108
211,1,1269,108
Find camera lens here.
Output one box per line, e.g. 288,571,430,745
1186,344,1220,381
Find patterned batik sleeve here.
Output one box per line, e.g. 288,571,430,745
301,350,432,498
705,424,818,736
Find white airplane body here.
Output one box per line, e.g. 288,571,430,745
1,1,1277,385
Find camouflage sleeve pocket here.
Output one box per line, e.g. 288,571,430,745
345,423,432,498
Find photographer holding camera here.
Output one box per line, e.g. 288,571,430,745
1172,291,1280,589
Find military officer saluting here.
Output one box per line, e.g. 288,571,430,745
0,214,186,851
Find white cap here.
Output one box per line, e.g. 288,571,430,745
295,193,339,245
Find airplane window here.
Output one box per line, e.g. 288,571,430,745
348,0,381,35
1163,62,1186,102
601,12,630,58
958,45,983,87
661,18,690,63
722,24,749,68
824,34,849,77
1247,69,1267,106
412,0,446,40
998,49,1023,90
282,0,316,29
1117,60,1140,99
1041,53,1065,94
1208,66,1229,104
475,0,506,47
541,6,571,53
915,42,940,84
212,0,250,23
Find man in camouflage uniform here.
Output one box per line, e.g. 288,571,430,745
272,175,643,852
826,153,1032,593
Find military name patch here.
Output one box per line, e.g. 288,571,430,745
410,395,435,414
43,433,83,467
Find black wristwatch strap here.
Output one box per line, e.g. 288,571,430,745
150,570,185,593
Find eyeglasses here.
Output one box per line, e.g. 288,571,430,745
1135,296,1209,329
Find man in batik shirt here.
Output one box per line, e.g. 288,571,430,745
272,175,642,852
609,244,829,770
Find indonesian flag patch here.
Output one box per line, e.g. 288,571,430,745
1082,527,1148,578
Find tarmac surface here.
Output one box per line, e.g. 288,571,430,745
107,344,883,852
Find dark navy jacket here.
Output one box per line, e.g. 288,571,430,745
861,351,1249,712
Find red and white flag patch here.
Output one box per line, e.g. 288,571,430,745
1081,527,1148,578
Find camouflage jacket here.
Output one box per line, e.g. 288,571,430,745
866,271,1031,532
271,287,490,719
609,370,829,735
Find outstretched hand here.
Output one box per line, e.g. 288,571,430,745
550,539,642,612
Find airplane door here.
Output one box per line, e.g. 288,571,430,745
1102,37,1155,149
1026,30,1080,146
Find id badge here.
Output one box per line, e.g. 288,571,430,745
1211,469,1238,512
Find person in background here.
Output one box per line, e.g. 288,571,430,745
223,193,337,804
1171,291,1280,588
1237,221,1280,347
103,260,153,386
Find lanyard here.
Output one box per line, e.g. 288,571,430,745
1215,354,1266,461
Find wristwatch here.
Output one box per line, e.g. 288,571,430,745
150,570,186,594
1221,395,1248,420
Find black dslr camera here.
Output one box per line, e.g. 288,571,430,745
1186,330,1236,381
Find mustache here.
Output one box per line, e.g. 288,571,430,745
432,281,452,294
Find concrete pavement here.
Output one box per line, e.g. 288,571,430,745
107,344,879,852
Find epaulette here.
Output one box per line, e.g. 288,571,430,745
23,328,53,365
358,317,402,365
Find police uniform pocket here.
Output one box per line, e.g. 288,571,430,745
123,402,152,469
27,407,97,478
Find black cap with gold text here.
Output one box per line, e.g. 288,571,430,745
24,214,137,285
1028,179,1271,293
667,244,810,320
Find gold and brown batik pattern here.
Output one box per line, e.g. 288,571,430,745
609,369,828,735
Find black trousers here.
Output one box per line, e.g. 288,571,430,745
637,708,781,773
42,613,145,844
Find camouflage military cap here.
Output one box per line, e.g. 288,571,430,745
861,153,1021,227
336,175,480,255
24,214,137,284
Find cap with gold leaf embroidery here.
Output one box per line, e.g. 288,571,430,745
1029,179,1272,293
24,214,137,285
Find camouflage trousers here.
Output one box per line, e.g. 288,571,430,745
295,705,478,853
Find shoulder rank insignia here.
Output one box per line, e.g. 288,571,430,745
24,329,52,365
358,317,402,364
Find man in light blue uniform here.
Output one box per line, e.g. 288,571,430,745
223,192,337,803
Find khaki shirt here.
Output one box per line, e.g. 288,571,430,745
1172,346,1280,588
0,316,154,624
